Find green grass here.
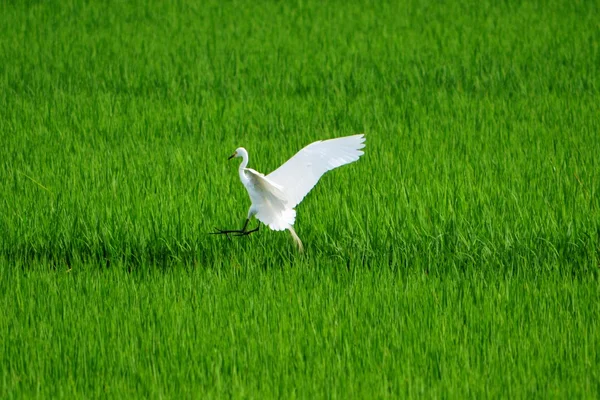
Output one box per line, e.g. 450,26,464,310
1,0,599,397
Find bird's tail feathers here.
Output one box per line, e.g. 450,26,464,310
288,227,304,252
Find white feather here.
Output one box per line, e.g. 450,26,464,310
228,134,366,249
267,134,366,208
244,168,296,231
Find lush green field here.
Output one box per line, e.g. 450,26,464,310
1,0,599,397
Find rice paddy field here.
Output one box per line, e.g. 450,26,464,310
1,0,599,397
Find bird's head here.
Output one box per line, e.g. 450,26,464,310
228,147,247,160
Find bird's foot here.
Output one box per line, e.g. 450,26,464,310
210,228,243,235
210,228,240,240
232,226,259,236
210,226,259,238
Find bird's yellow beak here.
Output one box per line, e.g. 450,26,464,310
228,152,236,160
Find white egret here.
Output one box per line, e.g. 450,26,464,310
212,134,366,251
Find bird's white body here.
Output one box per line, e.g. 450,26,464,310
229,134,366,250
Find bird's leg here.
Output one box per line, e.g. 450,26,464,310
211,218,259,237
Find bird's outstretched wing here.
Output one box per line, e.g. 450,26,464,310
244,168,296,231
267,134,366,208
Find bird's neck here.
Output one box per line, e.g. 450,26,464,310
239,154,248,170
238,154,249,183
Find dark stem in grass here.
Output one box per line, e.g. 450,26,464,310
211,218,259,239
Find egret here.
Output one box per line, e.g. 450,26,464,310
212,134,366,251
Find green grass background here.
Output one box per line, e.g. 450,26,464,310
1,0,599,397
